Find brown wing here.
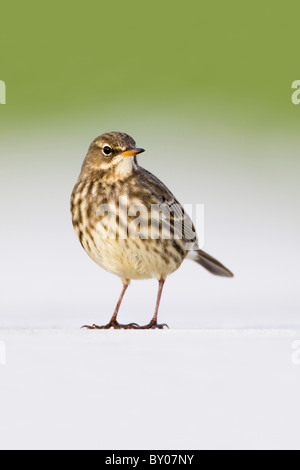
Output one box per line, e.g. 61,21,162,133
138,167,199,249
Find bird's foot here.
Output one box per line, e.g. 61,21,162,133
81,321,140,330
138,321,169,330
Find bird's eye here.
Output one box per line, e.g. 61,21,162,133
103,145,112,155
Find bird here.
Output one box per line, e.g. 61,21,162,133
71,132,233,329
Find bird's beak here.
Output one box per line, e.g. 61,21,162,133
121,147,145,157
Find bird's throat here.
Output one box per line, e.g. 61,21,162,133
113,156,137,179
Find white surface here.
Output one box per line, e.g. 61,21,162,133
0,328,300,450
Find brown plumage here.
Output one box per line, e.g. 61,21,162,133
71,132,233,329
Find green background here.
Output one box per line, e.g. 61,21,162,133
1,1,300,132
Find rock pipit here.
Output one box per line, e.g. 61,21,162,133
71,132,233,329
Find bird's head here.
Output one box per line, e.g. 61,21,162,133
81,132,145,178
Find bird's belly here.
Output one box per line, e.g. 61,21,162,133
72,192,187,280
80,231,183,280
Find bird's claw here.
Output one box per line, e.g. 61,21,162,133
81,322,140,330
138,322,169,330
81,321,169,330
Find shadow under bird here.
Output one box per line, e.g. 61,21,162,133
71,132,233,329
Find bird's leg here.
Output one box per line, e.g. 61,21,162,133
139,280,169,329
82,280,139,330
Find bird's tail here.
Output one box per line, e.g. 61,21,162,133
188,250,234,278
